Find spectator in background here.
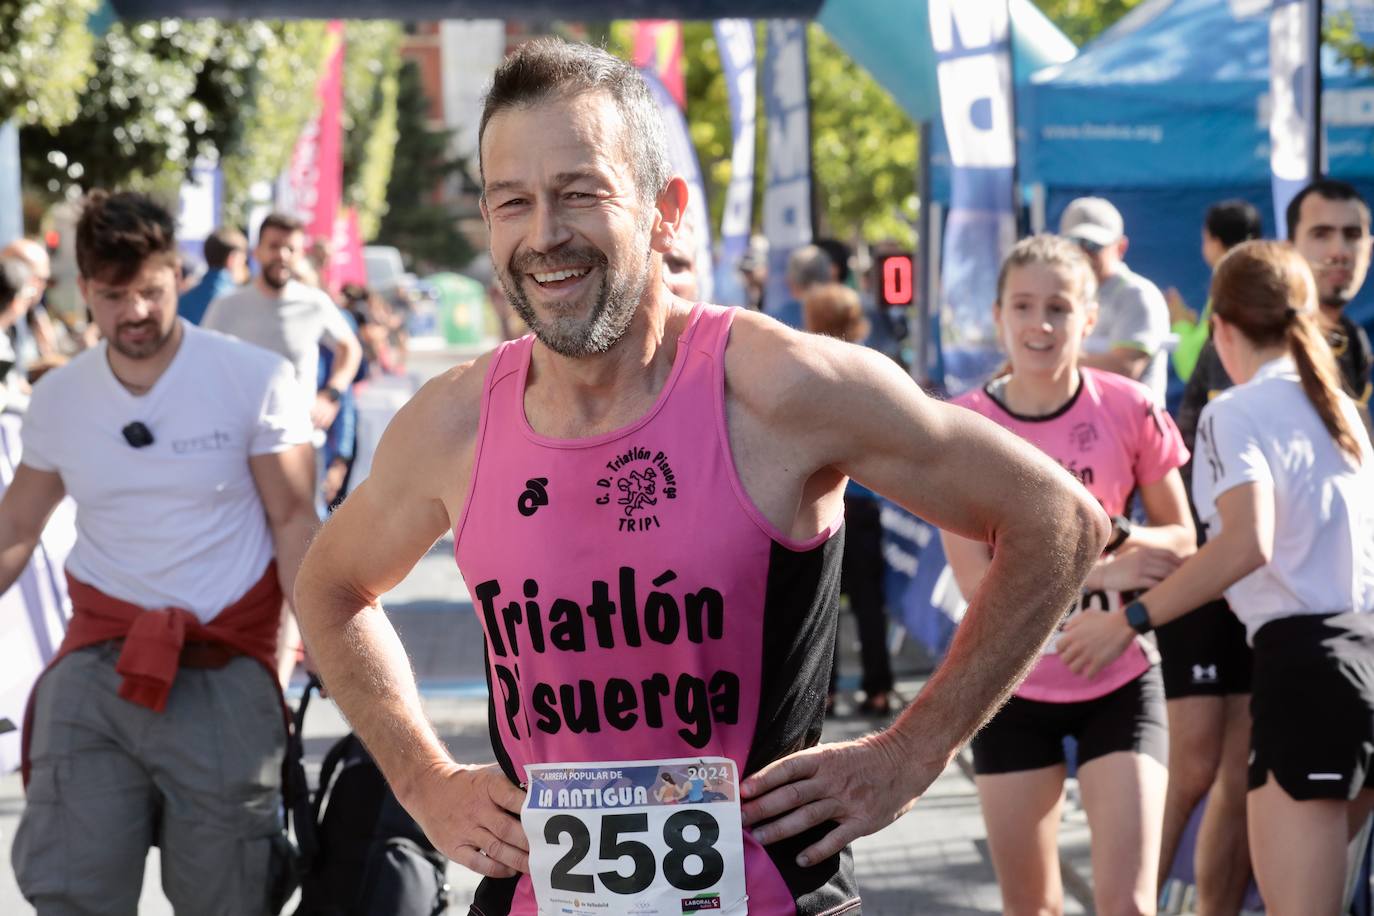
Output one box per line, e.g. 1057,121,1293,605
737,234,768,312
0,255,36,390
178,227,248,326
203,213,361,432
770,243,832,329
1167,200,1263,383
662,209,700,301
1,238,61,365
1060,196,1172,403
803,282,899,717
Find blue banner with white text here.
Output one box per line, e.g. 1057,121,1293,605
714,18,758,307
642,68,714,303
762,20,813,325
929,0,1017,393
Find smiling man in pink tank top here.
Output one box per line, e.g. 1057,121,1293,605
294,39,1111,916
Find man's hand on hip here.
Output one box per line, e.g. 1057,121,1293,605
739,735,937,867
408,762,530,878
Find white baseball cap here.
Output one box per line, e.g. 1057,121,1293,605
1060,197,1125,248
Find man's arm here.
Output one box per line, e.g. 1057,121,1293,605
731,321,1109,865
248,442,319,681
293,357,529,879
0,464,65,594
313,306,364,429
322,330,362,394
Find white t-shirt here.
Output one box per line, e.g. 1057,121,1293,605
1193,356,1374,640
202,279,356,389
20,321,313,621
1085,264,1171,404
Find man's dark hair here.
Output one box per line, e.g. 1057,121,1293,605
75,190,177,284
203,226,247,270
0,255,31,308
1204,200,1262,250
1286,178,1369,241
814,238,853,285
258,212,305,239
478,38,671,204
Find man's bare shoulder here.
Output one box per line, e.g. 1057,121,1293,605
722,309,892,423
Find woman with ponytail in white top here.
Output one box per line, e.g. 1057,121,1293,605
1060,240,1374,916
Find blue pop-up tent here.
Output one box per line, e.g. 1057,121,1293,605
1022,0,1374,328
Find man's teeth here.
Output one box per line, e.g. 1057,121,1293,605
1026,342,1052,351
533,267,591,283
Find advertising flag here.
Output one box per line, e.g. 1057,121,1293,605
279,20,345,286
713,19,757,307
762,20,813,323
642,69,714,302
633,20,686,110
1270,0,1323,239
929,0,1017,391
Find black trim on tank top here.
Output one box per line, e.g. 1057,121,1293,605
748,533,861,914
983,370,1086,423
473,646,522,914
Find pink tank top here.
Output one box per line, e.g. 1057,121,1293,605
454,305,855,915
954,369,1189,702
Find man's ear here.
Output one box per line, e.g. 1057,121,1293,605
652,177,689,253
1117,236,1130,260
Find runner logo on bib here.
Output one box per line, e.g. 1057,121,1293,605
523,757,748,915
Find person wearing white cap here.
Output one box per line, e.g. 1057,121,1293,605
1060,197,1171,403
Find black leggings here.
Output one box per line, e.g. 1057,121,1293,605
831,496,894,696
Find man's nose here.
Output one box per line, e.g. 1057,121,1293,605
528,198,573,252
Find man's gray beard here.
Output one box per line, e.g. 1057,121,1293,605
499,245,653,359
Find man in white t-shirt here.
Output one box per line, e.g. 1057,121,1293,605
6,190,317,914
1061,197,1172,402
203,212,362,431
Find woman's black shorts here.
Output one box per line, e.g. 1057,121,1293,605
972,667,1168,776
1156,598,1252,698
1250,613,1374,800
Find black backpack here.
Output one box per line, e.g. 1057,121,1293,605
290,678,451,916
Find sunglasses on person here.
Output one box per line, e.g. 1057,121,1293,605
1074,238,1105,255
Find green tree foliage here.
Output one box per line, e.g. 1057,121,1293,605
0,0,102,130
374,60,473,270
1031,0,1148,47
342,21,403,241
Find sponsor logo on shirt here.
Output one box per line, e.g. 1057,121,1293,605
1070,421,1099,453
519,478,550,517
171,430,233,454
596,446,679,533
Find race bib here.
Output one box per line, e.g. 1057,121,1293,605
1043,589,1121,654
523,757,749,916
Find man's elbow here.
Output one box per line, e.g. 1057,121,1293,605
1066,488,1111,562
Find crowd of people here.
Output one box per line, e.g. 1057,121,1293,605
3,34,1373,916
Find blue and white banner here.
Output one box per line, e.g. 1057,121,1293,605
642,68,714,303
177,158,223,271
929,0,1017,392
1270,0,1323,239
713,19,758,308
762,20,813,324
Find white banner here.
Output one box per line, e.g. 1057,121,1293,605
1270,0,1323,238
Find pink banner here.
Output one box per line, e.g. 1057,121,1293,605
283,20,345,287
332,207,368,289
632,20,685,111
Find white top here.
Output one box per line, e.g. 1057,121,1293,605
1193,356,1374,640
1085,263,1171,404
202,279,356,389
20,322,313,621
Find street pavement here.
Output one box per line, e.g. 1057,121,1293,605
0,346,1100,913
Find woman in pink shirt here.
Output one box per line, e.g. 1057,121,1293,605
942,235,1195,916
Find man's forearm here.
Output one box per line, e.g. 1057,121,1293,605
877,495,1107,776
270,508,319,613
326,339,362,393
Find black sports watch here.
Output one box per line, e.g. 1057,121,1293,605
318,385,343,404
1124,600,1153,635
1104,514,1132,554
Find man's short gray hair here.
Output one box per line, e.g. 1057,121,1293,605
479,38,672,205
786,245,834,292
